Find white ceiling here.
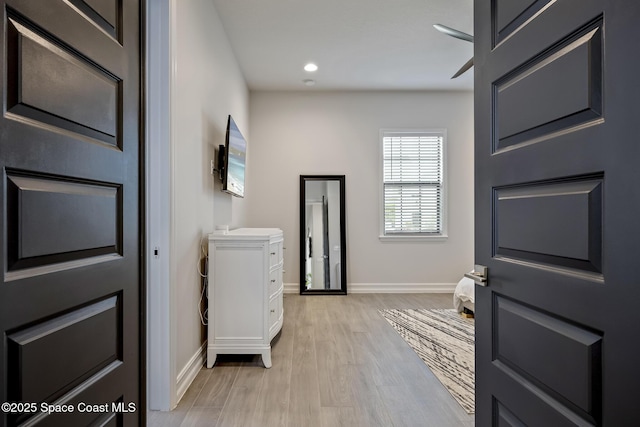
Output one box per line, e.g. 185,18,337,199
212,0,474,91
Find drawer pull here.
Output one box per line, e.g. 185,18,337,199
271,279,276,283
270,309,276,313
270,252,276,255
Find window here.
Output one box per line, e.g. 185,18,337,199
380,129,447,240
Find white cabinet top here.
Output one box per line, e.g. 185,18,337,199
208,228,283,241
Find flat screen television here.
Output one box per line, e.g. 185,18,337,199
219,115,247,198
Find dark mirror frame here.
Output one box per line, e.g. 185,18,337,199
300,175,347,295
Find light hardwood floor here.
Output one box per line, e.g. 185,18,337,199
148,293,475,427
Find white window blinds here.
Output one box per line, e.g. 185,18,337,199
382,132,444,235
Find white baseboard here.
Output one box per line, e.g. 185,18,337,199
284,283,300,294
176,341,206,403
284,282,456,294
348,283,457,293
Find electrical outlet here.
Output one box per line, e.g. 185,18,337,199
210,159,214,175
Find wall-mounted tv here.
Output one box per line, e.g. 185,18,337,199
219,115,247,198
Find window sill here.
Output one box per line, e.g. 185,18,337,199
379,234,448,242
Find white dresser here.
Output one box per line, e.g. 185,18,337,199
207,228,284,368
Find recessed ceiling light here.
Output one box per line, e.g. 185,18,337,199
304,63,318,72
303,79,316,86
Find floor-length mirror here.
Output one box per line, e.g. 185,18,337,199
300,175,347,294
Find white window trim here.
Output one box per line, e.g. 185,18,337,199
378,128,448,241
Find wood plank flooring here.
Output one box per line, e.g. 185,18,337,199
148,293,475,427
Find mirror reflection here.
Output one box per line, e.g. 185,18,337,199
300,175,347,294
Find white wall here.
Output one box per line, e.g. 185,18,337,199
171,0,248,397
247,91,473,290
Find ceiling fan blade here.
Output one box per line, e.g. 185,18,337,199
433,24,474,43
451,57,474,79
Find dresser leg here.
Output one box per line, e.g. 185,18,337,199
207,353,217,368
262,350,272,368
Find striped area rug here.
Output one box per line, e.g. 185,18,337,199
380,308,475,414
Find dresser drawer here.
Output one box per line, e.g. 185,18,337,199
269,296,281,328
269,240,283,267
269,267,282,297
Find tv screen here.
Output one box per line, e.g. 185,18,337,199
222,115,247,198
